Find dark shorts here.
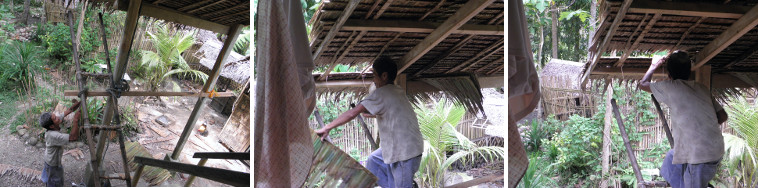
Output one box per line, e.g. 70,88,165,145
42,162,64,187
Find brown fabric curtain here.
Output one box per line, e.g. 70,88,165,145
254,0,317,187
508,0,541,187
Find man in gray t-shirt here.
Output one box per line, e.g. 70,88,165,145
316,57,423,187
638,51,727,188
39,99,81,187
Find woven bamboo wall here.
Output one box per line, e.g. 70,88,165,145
540,76,599,120
309,118,379,165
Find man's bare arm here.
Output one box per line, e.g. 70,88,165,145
315,104,369,140
69,109,81,141
639,57,666,93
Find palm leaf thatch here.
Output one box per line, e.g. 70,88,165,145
411,73,486,117
0,163,42,182
125,141,171,186
303,131,377,187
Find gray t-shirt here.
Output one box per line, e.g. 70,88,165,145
360,84,424,164
44,130,69,167
651,80,724,164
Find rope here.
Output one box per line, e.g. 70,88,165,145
207,90,217,98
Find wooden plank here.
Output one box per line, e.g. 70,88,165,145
315,76,504,89
186,0,226,14
580,0,634,87
140,136,175,145
397,0,495,74
624,0,751,19
413,35,476,77
312,0,361,61
615,13,660,67
140,3,230,34
133,157,249,187
487,11,503,25
696,65,712,88
148,125,169,137
460,45,502,72
372,0,394,20
177,0,214,11
724,43,758,68
318,30,368,81
341,19,504,35
358,32,404,78
692,4,758,71
64,90,235,97
364,0,382,19
199,2,249,18
447,39,504,73
192,152,249,160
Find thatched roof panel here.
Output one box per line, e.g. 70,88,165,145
142,0,249,26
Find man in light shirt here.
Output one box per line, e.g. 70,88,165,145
316,57,423,188
39,99,82,187
638,51,727,188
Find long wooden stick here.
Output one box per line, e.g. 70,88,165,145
651,95,674,148
64,90,236,97
611,99,645,188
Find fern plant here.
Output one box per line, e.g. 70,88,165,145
414,99,504,187
139,25,207,91
722,96,758,187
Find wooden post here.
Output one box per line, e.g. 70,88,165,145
651,95,674,148
117,131,132,186
131,164,145,187
601,82,612,188
395,73,407,94
171,24,243,160
611,99,645,188
184,158,208,187
97,0,142,168
695,65,712,89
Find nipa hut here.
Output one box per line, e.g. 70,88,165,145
540,59,598,120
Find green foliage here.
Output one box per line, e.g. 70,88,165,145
415,99,505,187
119,103,139,137
721,96,758,187
0,91,19,128
234,27,250,55
139,24,207,91
41,22,100,66
544,115,601,181
0,4,15,21
518,154,557,188
87,98,105,124
0,41,43,89
308,93,358,140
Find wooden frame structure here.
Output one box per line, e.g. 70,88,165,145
581,0,758,89
68,0,249,186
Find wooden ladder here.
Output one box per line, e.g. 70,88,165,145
68,11,132,186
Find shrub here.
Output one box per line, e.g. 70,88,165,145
0,41,43,89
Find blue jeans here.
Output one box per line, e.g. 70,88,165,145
660,149,720,188
366,148,421,188
41,162,64,187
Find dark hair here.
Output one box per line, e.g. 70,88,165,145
665,51,692,80
40,112,54,130
373,56,398,83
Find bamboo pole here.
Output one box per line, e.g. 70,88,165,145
611,99,645,188
651,95,674,148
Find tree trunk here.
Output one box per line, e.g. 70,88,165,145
75,0,87,52
551,2,558,59
588,0,597,63
601,82,613,188
22,0,30,24
537,15,545,67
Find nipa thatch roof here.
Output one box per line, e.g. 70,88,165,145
140,0,249,27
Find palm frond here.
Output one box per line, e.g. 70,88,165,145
411,73,486,116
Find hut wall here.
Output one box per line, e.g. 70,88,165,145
309,117,378,165
540,76,598,120
218,86,250,152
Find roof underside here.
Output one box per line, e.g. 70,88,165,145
590,0,758,73
309,0,505,80
143,0,249,26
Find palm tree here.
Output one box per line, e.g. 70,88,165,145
139,24,207,91
721,96,758,187
414,99,505,187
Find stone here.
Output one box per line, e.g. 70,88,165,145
22,134,30,140
155,115,173,127
16,125,23,131
36,142,44,148
26,137,38,146
17,129,27,136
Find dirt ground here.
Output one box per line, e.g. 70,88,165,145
0,75,249,186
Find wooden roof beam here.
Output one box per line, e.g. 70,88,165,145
342,19,504,35
692,4,758,71
312,0,361,61
318,30,368,81
672,16,706,51
364,0,382,19
315,76,504,89
580,0,634,87
419,0,445,21
487,11,504,25
591,67,751,88
177,0,214,11
140,3,230,34
397,0,495,74
372,0,394,20
447,39,503,73
412,35,475,77
615,13,660,67
187,0,227,14
623,0,751,19
358,32,404,78
200,2,250,18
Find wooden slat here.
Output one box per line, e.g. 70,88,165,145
186,0,226,14
132,157,249,187
461,45,501,72
63,90,236,97
724,42,758,68
341,19,504,35
672,16,706,51
199,2,249,18
397,0,495,73
487,11,504,25
318,30,368,81
447,38,504,73
364,0,382,19
140,3,230,34
372,0,394,20
580,0,634,87
312,0,361,61
358,32,404,78
624,0,751,19
418,0,445,21
615,13,661,67
412,35,475,77
192,152,249,160
177,0,214,11
692,4,758,70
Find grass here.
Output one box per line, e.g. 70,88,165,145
0,91,18,129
